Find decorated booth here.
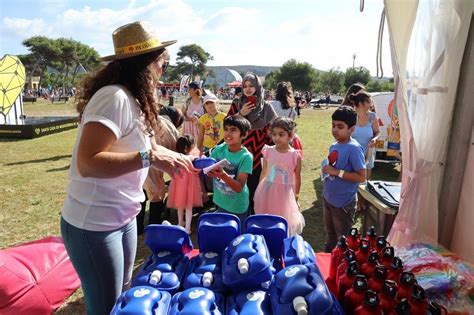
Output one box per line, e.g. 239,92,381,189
0,55,78,139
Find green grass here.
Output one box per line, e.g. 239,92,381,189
0,105,399,313
23,97,77,116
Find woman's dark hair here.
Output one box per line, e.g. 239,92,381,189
270,116,296,134
342,83,366,106
176,134,195,154
275,81,295,110
349,91,371,107
76,49,169,133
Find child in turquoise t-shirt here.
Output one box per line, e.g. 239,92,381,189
208,115,253,225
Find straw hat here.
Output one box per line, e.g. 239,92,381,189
101,21,177,61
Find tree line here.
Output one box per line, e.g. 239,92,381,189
19,36,393,94
263,59,394,94
19,36,101,90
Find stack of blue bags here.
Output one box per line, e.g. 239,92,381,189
111,213,343,314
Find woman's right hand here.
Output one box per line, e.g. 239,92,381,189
239,101,256,116
150,150,198,177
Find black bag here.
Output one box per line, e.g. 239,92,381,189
367,181,401,208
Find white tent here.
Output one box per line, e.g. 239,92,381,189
383,0,474,262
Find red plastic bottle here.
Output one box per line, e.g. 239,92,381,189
356,239,371,265
380,246,395,268
368,264,387,293
343,275,368,315
347,227,361,251
336,249,356,284
379,280,397,314
387,256,404,282
327,235,348,290
360,250,379,279
365,226,377,249
397,272,416,301
337,260,359,302
409,283,427,314
355,290,381,315
374,236,388,254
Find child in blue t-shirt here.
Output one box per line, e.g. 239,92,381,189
208,115,253,225
322,106,366,252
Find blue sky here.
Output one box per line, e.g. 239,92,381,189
0,0,392,75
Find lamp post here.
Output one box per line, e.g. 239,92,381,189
352,53,356,68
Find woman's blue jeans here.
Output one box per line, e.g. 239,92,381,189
60,216,137,315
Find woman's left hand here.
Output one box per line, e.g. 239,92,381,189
368,139,376,148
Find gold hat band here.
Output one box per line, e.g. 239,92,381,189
115,38,161,56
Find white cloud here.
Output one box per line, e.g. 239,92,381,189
1,0,393,75
3,17,54,38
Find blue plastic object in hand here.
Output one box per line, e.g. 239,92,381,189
269,264,344,315
168,287,225,315
193,157,217,170
226,290,272,315
110,286,171,315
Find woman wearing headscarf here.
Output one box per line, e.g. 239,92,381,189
227,73,277,211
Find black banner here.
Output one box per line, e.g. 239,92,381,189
0,116,78,139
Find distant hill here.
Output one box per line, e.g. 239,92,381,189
207,65,280,77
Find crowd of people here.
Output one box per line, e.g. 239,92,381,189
59,21,381,313
23,87,76,98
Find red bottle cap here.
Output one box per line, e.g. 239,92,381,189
395,298,411,314
399,272,416,286
367,251,379,264
366,226,377,238
353,275,368,291
373,265,387,279
347,260,359,276
343,249,356,262
359,239,370,252
375,236,387,250
390,257,403,270
382,280,397,297
411,284,426,301
349,227,359,238
382,246,395,260
337,235,348,249
363,290,379,308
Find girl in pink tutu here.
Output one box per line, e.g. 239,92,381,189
166,135,202,234
254,117,305,235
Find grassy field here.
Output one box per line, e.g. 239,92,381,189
0,98,400,313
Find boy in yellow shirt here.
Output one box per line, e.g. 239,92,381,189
198,94,226,154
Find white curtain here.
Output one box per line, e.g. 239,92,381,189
384,0,473,245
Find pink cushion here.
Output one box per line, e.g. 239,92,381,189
0,236,80,314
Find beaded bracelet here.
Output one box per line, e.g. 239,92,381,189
139,150,150,168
